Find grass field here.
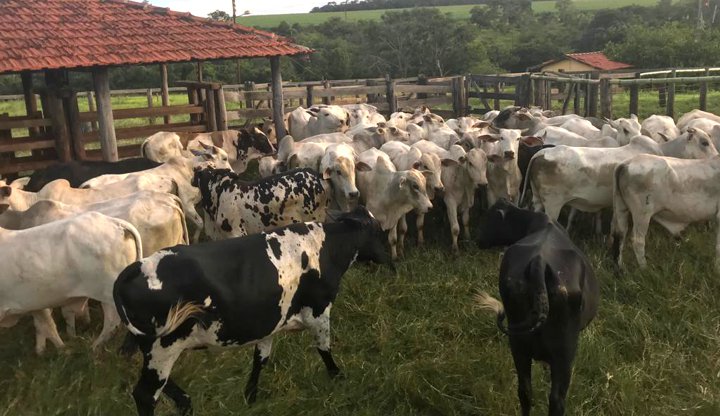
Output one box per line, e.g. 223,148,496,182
240,0,660,27
1,209,720,415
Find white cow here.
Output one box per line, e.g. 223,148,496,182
677,109,720,130
0,210,142,354
320,143,370,212
526,130,718,223
355,151,433,259
287,105,350,140
612,154,720,270
641,115,680,143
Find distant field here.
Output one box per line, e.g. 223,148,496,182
240,0,660,27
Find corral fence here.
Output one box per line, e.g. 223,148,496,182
2,69,720,177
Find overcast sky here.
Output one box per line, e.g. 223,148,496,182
150,0,329,16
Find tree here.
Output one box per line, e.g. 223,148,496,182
208,10,232,22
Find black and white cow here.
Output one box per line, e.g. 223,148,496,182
192,167,330,240
475,199,599,416
25,158,161,192
113,207,392,416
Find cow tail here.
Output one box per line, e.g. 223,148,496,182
113,263,147,336
155,302,206,338
474,291,509,335
519,255,550,335
611,163,629,263
167,194,190,245
114,218,143,262
519,153,539,208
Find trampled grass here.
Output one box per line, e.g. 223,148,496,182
1,208,720,415
240,0,661,28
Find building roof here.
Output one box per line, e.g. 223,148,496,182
565,52,632,71
0,0,312,74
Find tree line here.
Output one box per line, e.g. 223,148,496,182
0,0,718,95
309,0,552,13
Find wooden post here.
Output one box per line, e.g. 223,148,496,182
45,70,73,163
561,82,573,115
197,62,204,82
588,72,600,117
515,74,530,108
160,63,170,124
667,69,676,118
534,77,545,107
452,77,461,117
700,67,709,111
573,83,580,114
600,77,613,120
216,87,228,131
306,85,315,107
544,80,552,110
92,67,118,162
270,56,287,138
493,82,501,110
21,71,40,137
87,91,98,131
188,87,200,124
629,72,640,117
584,73,591,116
417,74,428,100
366,79,378,103
385,74,397,114
146,88,155,125
66,92,86,160
322,80,331,105
244,81,255,109
205,88,218,132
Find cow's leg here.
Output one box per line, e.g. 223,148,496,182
611,206,631,268
461,204,471,241
91,302,120,349
162,379,192,415
416,212,426,245
32,309,64,355
397,216,408,258
509,339,532,416
119,332,140,356
630,211,652,268
595,212,603,236
388,225,399,260
132,344,185,416
548,337,577,416
60,306,77,337
244,338,273,403
565,208,577,232
445,198,460,253
304,305,340,378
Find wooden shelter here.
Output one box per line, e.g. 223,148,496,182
0,0,311,175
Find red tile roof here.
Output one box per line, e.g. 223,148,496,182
565,52,632,71
0,0,312,74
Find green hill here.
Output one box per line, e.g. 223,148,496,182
239,0,660,27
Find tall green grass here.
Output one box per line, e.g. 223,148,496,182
1,212,720,415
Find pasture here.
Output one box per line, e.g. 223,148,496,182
240,0,661,28
1,209,719,415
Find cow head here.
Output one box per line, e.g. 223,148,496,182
232,128,276,173
411,150,444,199
322,150,369,212
190,142,232,170
679,128,718,159
491,106,531,130
477,199,542,248
398,169,433,214
610,116,642,145
312,106,351,134
328,205,393,267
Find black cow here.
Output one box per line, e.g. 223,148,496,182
25,158,161,192
475,199,599,416
517,137,555,205
113,206,392,416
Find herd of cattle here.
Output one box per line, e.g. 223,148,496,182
2,102,720,415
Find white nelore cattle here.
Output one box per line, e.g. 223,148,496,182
356,150,433,259
677,109,720,130
320,143,370,211
537,126,619,148
287,105,350,140
641,115,680,143
479,129,523,205
81,147,231,240
526,130,718,222
612,155,720,270
417,114,460,149
258,155,284,178
0,210,142,354
0,191,187,339
342,103,385,126
438,146,488,252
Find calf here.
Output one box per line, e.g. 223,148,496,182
192,167,329,240
612,155,720,270
113,207,391,416
25,158,161,192
0,211,143,353
475,199,599,416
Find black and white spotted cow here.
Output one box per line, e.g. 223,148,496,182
192,167,329,240
113,207,392,416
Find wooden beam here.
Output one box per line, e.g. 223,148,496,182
270,56,286,138
87,91,98,131
45,70,72,163
92,67,118,161
599,77,613,120
66,92,86,160
700,67,709,111
197,62,204,82
205,88,218,132
161,63,170,124
216,87,228,131
21,71,39,137
666,69,676,118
